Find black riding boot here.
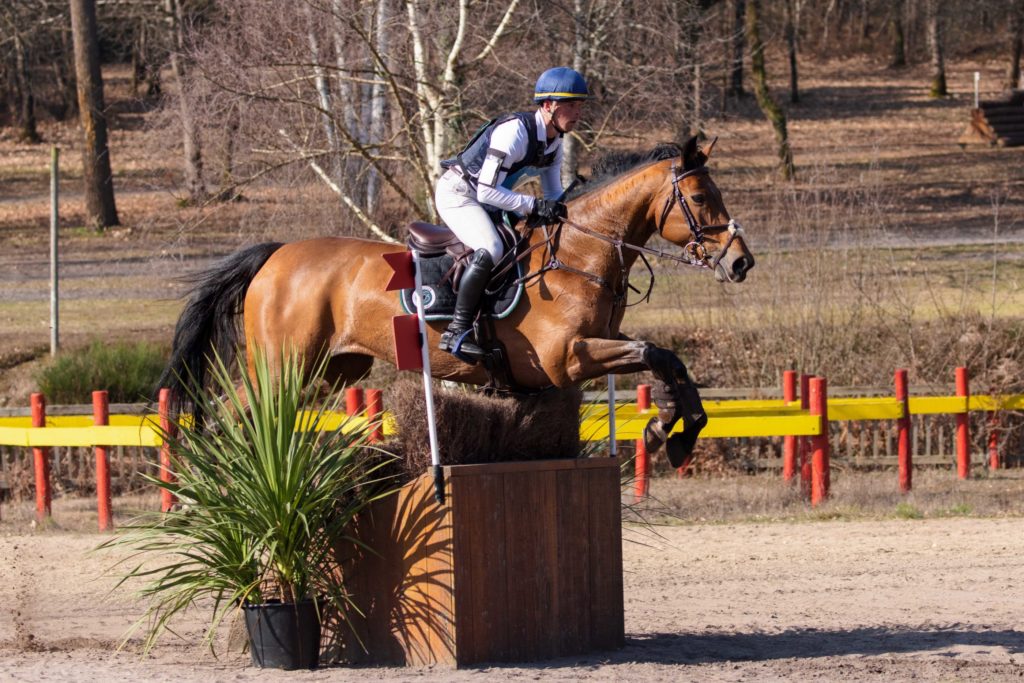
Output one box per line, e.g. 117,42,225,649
438,249,493,362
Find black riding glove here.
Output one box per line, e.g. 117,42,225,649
526,198,568,228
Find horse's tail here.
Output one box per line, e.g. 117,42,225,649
157,242,284,419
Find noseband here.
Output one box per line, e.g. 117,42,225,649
658,164,745,271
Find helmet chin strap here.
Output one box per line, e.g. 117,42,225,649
544,102,566,137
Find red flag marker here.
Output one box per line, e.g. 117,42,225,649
383,251,415,291
393,313,423,370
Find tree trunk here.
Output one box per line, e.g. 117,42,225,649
729,0,745,97
820,0,837,50
889,0,907,68
785,0,800,104
216,104,241,200
167,0,206,204
132,19,161,99
926,0,947,98
561,0,586,189
1007,1,1023,90
747,0,795,181
58,22,79,120
366,0,391,214
69,0,119,230
13,33,41,144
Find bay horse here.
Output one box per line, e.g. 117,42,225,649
159,136,754,463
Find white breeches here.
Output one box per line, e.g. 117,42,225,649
434,169,505,262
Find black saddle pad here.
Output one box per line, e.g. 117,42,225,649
399,253,524,321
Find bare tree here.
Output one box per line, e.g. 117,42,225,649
12,30,40,142
558,0,623,186
925,0,948,97
1007,0,1024,89
888,0,907,67
166,0,206,204
747,0,795,180
729,0,745,96
784,0,800,104
70,0,119,229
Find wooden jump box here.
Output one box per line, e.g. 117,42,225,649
959,89,1024,147
336,457,624,667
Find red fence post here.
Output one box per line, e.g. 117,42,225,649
895,369,912,493
158,388,177,513
31,392,51,523
92,391,113,531
782,370,797,482
345,387,364,417
955,366,970,479
635,384,651,501
799,374,812,499
366,389,383,443
988,412,999,470
810,377,830,507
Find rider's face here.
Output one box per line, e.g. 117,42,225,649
547,99,584,133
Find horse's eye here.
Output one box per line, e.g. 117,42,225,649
690,193,706,205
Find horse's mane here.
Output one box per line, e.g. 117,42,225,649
568,142,691,201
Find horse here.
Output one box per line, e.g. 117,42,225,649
159,135,755,463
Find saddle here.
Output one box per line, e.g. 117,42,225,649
400,214,525,319
402,214,529,392
406,210,522,288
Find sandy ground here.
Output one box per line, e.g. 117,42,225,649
2,516,1024,681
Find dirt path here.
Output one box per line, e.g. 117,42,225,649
2,517,1023,681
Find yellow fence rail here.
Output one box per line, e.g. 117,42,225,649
1,392,1020,448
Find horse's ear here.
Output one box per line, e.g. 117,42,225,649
681,135,707,170
702,135,719,159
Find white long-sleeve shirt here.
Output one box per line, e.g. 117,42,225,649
475,109,564,215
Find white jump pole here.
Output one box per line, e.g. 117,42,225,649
607,374,617,457
411,250,445,504
49,146,59,356
974,71,980,109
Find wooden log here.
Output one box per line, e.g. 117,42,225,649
334,457,624,667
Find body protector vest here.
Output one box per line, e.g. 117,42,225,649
441,112,559,191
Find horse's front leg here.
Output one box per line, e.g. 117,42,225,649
566,337,708,467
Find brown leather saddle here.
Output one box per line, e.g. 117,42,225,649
406,216,521,290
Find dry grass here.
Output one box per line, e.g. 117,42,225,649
636,468,1024,525
0,492,162,534
5,469,1023,536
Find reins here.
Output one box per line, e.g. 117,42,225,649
491,163,747,304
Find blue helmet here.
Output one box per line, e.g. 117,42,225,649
533,67,589,103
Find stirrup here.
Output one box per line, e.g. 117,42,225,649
440,329,484,363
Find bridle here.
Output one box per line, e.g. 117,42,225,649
657,164,746,272
492,162,747,305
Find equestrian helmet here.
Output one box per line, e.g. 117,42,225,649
534,67,589,103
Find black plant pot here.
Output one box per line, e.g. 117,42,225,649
243,599,321,670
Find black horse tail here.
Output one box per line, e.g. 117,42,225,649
157,242,284,420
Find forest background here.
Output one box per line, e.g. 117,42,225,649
1,0,1023,420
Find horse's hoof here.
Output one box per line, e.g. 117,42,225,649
664,412,708,469
665,433,694,469
643,417,667,454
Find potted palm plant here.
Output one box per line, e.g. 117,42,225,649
102,349,393,669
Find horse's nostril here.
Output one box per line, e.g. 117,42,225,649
733,256,753,275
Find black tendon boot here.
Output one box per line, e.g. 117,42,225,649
439,249,494,362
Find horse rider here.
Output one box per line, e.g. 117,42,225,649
434,66,588,361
